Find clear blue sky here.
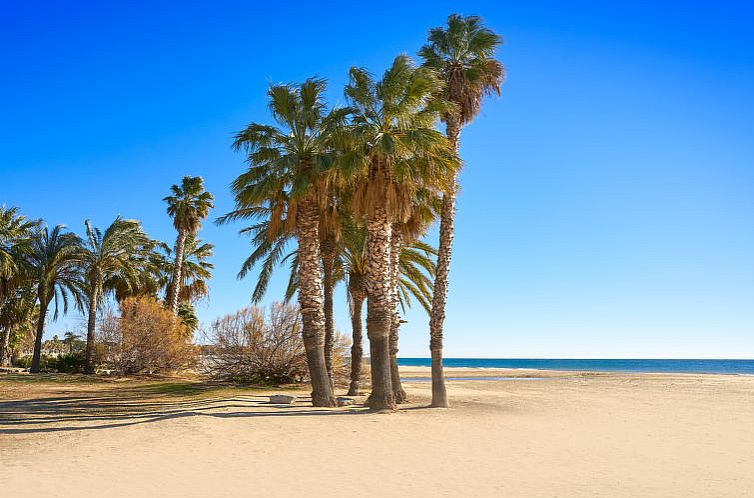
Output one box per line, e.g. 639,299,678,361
3,1,753,358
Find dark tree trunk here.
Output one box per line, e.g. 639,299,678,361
320,234,336,383
296,197,337,407
84,275,100,374
30,294,48,374
347,273,365,396
365,207,396,411
166,229,187,315
428,118,461,408
389,226,407,403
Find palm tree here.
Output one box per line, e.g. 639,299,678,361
79,217,151,373
338,217,436,397
177,302,199,337
63,331,81,354
343,55,458,410
158,235,214,305
319,212,340,384
164,176,214,315
24,226,84,373
419,14,505,407
0,206,39,365
224,78,349,407
0,291,38,365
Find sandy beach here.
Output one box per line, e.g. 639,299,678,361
2,367,754,497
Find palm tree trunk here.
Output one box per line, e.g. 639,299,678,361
0,325,10,366
365,207,396,411
389,226,407,403
30,294,48,374
320,234,336,383
296,197,336,407
167,229,187,315
84,275,100,374
347,274,365,396
429,118,461,408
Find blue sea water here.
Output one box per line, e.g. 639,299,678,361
397,358,754,375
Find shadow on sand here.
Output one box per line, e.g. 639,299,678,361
0,380,429,435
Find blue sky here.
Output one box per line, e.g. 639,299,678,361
2,1,753,357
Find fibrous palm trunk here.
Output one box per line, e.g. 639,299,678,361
30,293,47,374
84,273,100,374
365,207,396,411
347,272,365,396
320,234,336,383
389,226,407,403
167,229,187,315
0,325,10,366
429,118,461,408
297,197,337,407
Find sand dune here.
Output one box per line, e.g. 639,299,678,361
2,367,753,497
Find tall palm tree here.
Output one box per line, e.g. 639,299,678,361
78,217,151,373
229,211,436,397
24,226,84,373
224,78,349,407
0,206,39,365
419,14,504,407
343,56,457,409
164,176,214,314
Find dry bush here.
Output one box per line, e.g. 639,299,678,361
330,331,351,386
203,302,308,384
98,297,197,374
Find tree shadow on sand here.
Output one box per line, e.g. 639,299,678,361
0,381,430,435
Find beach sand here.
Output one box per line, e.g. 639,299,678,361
2,367,753,497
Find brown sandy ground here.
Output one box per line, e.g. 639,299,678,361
1,367,753,497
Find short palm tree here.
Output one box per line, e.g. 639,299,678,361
224,78,349,407
343,55,458,410
164,176,214,314
79,217,151,373
63,331,81,354
24,226,84,373
158,235,214,304
338,217,436,397
419,14,504,407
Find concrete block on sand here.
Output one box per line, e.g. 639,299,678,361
269,394,296,404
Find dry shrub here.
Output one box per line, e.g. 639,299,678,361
330,331,351,385
204,302,308,384
98,297,197,374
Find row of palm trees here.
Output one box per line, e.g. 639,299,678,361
0,177,215,371
220,14,504,409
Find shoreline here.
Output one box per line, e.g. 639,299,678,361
399,365,754,377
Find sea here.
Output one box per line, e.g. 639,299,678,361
397,358,754,375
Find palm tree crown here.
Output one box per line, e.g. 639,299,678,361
228,77,348,234
25,225,84,320
419,14,505,128
79,217,152,305
0,206,40,295
344,55,458,221
164,177,215,235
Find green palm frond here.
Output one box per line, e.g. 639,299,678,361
419,14,505,125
